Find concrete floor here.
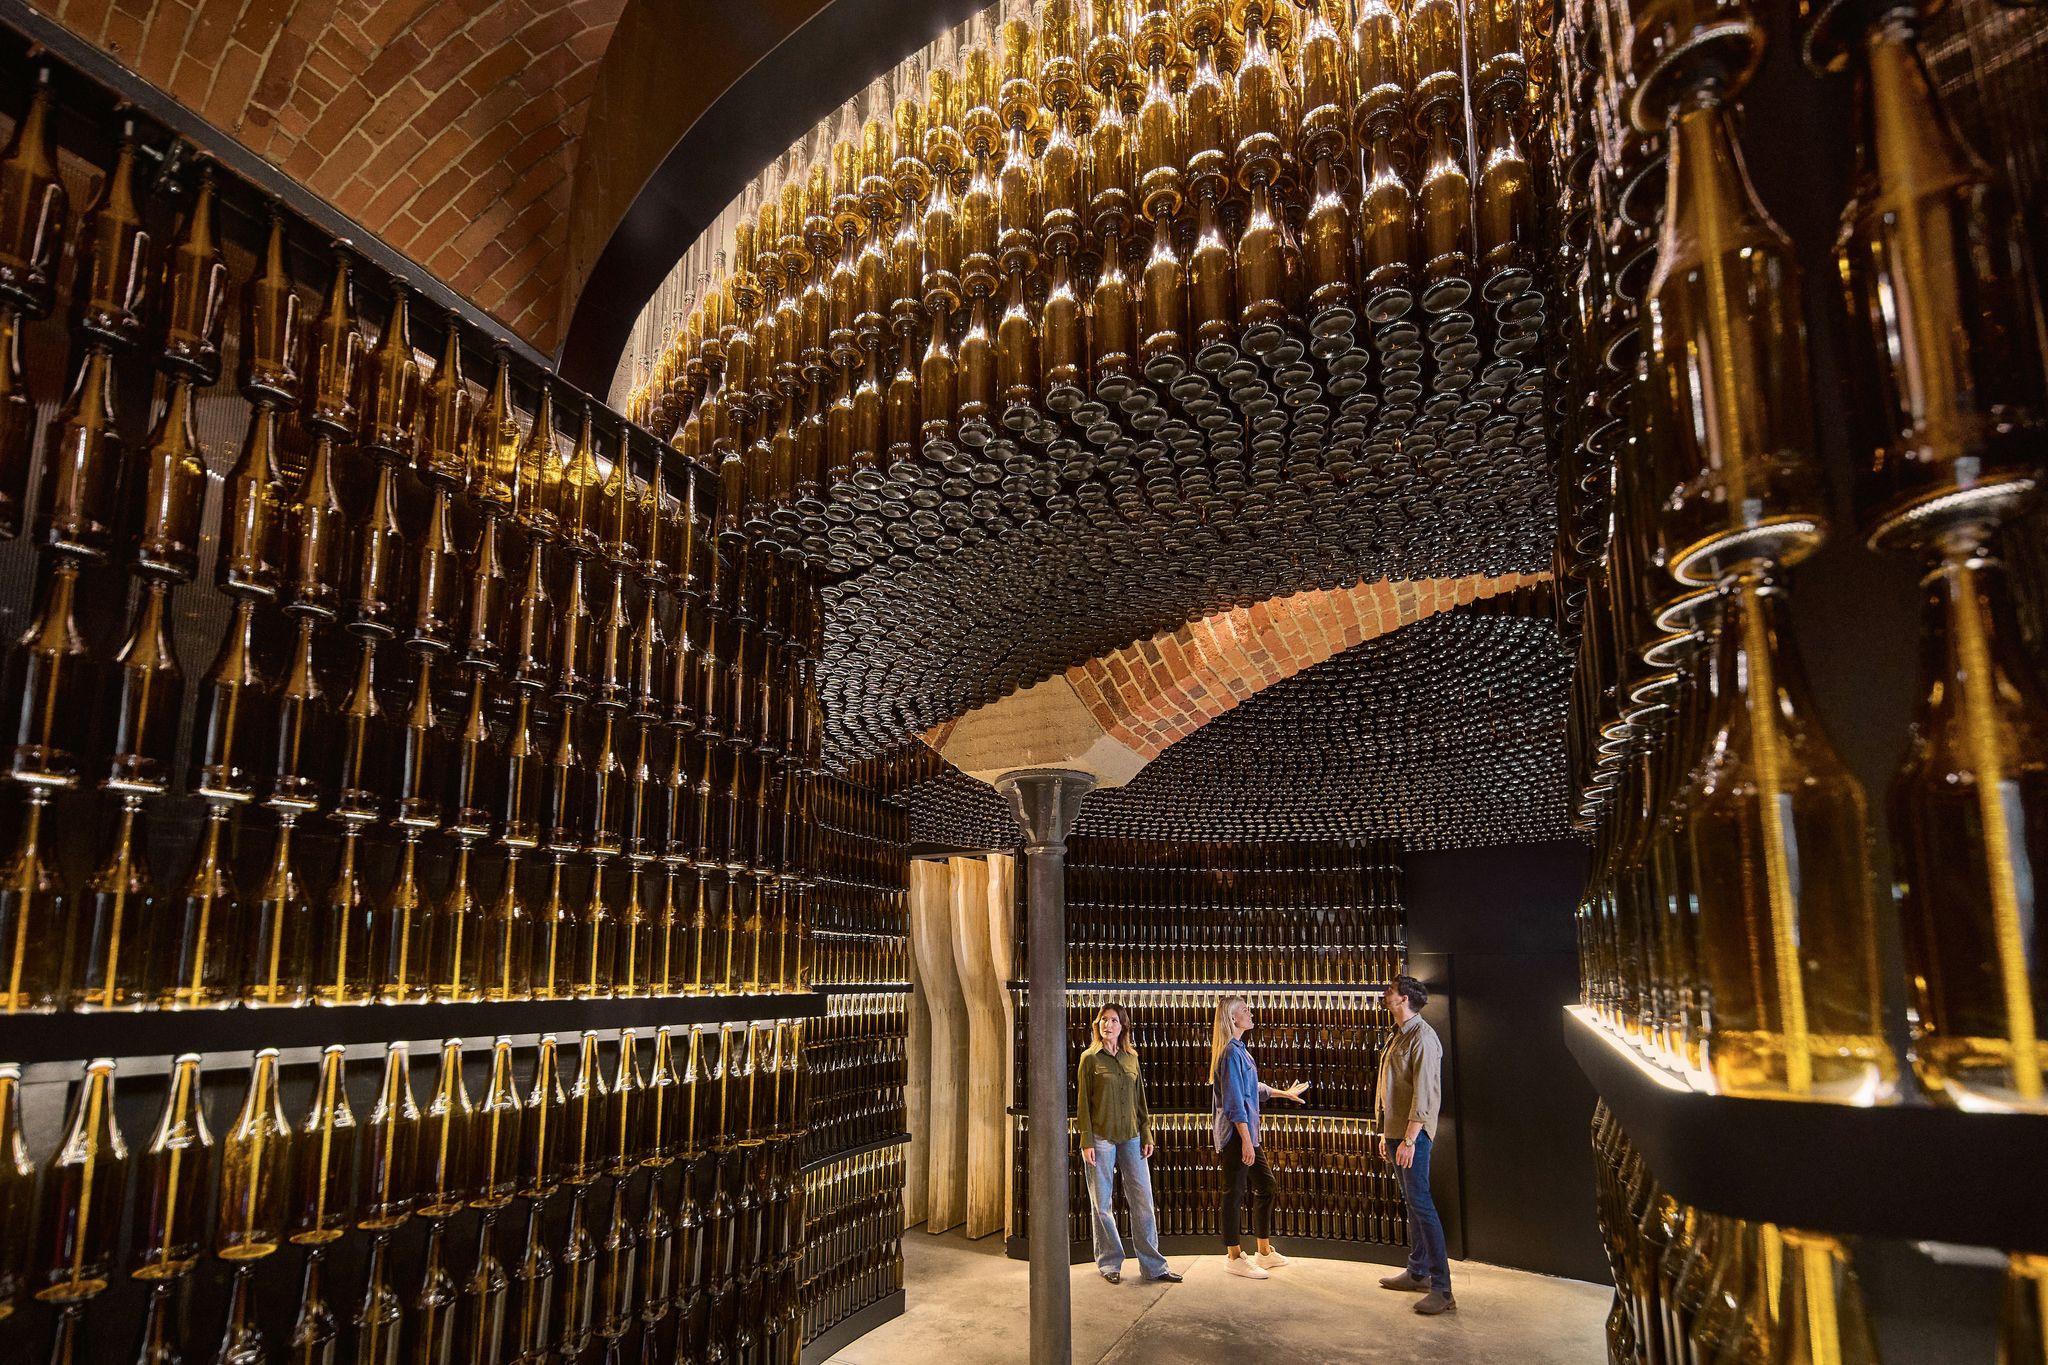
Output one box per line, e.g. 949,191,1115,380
826,1230,1612,1365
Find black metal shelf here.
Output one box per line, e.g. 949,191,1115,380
0,992,825,1069
800,1288,905,1365
799,1131,914,1175
1564,1006,2048,1254
1006,980,1397,995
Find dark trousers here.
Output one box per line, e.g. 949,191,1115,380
1397,1130,1451,1293
1218,1130,1275,1249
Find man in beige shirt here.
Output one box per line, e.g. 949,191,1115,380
1374,975,1453,1314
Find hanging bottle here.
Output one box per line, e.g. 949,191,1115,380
462,1211,511,1365
419,1038,476,1220
359,1042,420,1231
0,1064,29,1316
37,1058,128,1301
132,1053,211,1280
292,1045,357,1245
475,1038,524,1211
1891,540,2048,1111
218,1048,293,1261
520,1035,566,1202
1684,576,1894,1102
211,1264,267,1364
353,1233,405,1365
290,1248,340,1365
70,793,153,1012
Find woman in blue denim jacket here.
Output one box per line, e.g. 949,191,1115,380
1208,995,1309,1279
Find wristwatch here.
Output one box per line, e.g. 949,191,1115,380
1399,1138,1415,1150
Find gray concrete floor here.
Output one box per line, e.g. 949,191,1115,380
826,1229,1612,1365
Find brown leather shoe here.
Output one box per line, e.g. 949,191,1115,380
1414,1291,1457,1315
1379,1271,1429,1292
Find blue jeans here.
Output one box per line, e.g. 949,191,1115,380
1397,1131,1451,1293
1085,1137,1169,1278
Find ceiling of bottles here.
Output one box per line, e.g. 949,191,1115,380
881,591,1570,849
613,0,1568,837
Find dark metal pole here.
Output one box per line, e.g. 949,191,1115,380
997,768,1095,1365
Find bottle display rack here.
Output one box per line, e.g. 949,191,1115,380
0,38,910,1363
796,1146,906,1359
796,776,909,1351
2,1021,815,1361
1026,837,1405,985
1007,839,1420,1266
1018,987,1397,1117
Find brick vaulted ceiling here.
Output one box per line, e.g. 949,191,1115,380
41,0,625,350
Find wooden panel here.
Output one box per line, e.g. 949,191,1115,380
908,858,968,1233
984,852,1018,1238
903,911,933,1228
948,856,1005,1238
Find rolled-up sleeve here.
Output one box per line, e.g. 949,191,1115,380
1408,1029,1442,1132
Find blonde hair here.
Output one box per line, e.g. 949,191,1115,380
1080,1003,1137,1065
1207,996,1248,1084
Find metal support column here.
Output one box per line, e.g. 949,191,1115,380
996,768,1096,1365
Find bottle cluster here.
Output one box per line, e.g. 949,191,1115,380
1015,1112,1405,1248
1551,0,2048,1112
620,0,1559,761
797,1149,906,1346
1059,836,1403,983
809,777,911,988
1033,988,1390,1114
800,994,910,1164
2,1022,815,1361
0,84,829,1017
1589,1101,2048,1365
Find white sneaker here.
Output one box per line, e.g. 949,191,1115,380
1254,1249,1290,1269
1225,1257,1270,1280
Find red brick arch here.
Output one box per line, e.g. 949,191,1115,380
1062,571,1549,760
46,0,624,351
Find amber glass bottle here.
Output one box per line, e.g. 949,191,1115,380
1684,577,1893,1103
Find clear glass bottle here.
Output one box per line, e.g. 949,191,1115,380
359,1043,420,1231
291,1045,356,1245
132,1053,210,1280
418,1039,476,1220
37,1058,128,1301
1684,576,1894,1103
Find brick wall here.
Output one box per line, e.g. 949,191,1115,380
44,0,623,351
1063,572,1548,759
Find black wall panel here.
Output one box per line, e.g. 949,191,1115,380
1403,839,1608,1284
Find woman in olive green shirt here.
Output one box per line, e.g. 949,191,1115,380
1077,1003,1180,1284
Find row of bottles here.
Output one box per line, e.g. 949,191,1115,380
0,76,832,1019
1591,1099,2048,1364
612,0,1560,769
1031,836,1407,983
8,828,815,1012
808,776,910,988
3,1024,809,1309
801,994,910,1164
1026,988,1389,1115
3,1018,819,1362
57,1154,810,1365
1013,1112,1408,1248
1550,0,2048,1110
797,1149,906,1346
